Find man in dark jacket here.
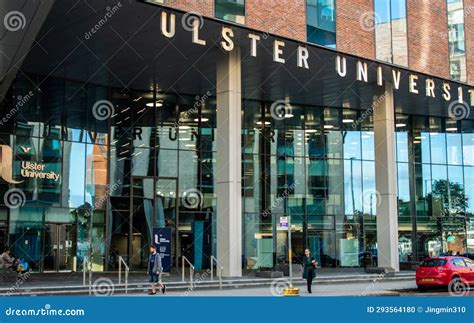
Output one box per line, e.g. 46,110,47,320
148,245,166,295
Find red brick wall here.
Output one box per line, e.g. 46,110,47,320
465,0,474,85
336,0,376,59
160,0,307,42
406,0,450,79
246,0,306,42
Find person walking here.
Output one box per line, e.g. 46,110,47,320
302,249,317,294
147,245,166,295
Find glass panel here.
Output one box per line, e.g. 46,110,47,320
375,0,408,65
362,161,376,216
215,0,245,24
344,159,362,215
447,0,467,82
9,221,43,272
63,142,86,208
397,162,411,217
307,230,337,268
131,178,155,270
156,178,177,228
306,0,336,47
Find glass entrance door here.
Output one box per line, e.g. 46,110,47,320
43,224,76,272
130,177,177,270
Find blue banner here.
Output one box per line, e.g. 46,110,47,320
152,227,171,272
0,297,472,323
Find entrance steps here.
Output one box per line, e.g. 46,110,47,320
1,271,415,296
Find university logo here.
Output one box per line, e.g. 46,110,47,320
0,145,22,184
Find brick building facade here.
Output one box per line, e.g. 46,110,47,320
159,0,472,85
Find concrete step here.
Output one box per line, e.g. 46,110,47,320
2,273,415,296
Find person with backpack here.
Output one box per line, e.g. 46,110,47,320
147,245,166,295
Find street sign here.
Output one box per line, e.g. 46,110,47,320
279,216,288,229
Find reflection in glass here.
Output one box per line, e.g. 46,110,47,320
447,0,467,82
215,0,245,24
374,0,408,65
306,0,336,48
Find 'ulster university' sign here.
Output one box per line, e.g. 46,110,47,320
156,9,473,108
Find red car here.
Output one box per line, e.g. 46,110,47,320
416,256,474,292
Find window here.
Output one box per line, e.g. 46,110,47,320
419,259,447,267
374,0,408,66
215,0,245,24
306,0,336,48
447,0,467,82
451,258,467,267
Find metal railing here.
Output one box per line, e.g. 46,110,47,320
210,256,224,290
181,256,195,288
82,256,93,295
118,256,129,294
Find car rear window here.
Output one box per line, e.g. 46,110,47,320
420,259,447,267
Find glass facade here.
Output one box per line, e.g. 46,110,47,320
1,75,217,272
396,114,474,265
374,0,408,66
215,0,245,24
242,101,376,269
1,78,471,273
447,0,467,82
306,0,336,48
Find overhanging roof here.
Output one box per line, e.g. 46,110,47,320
18,0,474,120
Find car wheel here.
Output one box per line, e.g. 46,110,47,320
448,277,467,296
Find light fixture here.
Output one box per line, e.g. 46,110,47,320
194,118,209,122
284,113,294,118
306,129,318,133
146,100,163,107
256,121,271,125
342,119,354,123
446,127,457,132
395,123,406,128
323,125,334,129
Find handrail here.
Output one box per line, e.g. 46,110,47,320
181,256,195,288
118,256,129,294
210,256,224,290
82,256,93,295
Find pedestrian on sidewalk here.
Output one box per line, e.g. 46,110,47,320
147,245,166,295
302,249,317,294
